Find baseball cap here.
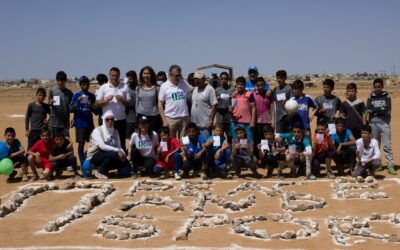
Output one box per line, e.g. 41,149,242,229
138,115,149,123
248,66,258,73
79,76,89,84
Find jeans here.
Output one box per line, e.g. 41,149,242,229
371,122,394,166
91,150,130,175
208,148,231,174
153,152,182,174
332,146,356,175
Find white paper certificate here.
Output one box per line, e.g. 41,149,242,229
220,94,229,100
323,102,333,109
277,93,286,101
81,95,88,104
161,141,168,152
182,136,190,145
261,140,269,151
213,136,221,147
316,133,324,143
240,139,247,147
328,124,336,134
53,96,60,106
289,145,297,154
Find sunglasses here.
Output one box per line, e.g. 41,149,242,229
105,118,115,122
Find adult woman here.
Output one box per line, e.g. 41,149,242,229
90,110,131,179
136,66,161,133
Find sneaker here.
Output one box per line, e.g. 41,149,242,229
174,172,181,180
188,169,194,177
277,173,285,179
30,174,39,182
6,170,17,183
252,170,261,179
225,173,233,179
327,172,335,179
307,174,317,180
289,168,297,178
95,170,108,180
21,174,29,182
375,165,386,172
388,167,397,175
131,172,138,179
201,172,209,180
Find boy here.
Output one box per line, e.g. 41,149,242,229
287,123,315,180
4,127,29,182
330,118,356,176
203,123,232,179
215,72,234,142
49,71,73,138
312,79,341,124
230,76,255,142
181,123,207,179
153,127,182,180
354,125,381,178
367,78,396,175
48,132,78,179
257,125,287,179
70,76,97,165
311,122,335,178
340,83,366,139
290,80,317,138
231,125,259,178
273,70,292,137
27,128,55,181
25,87,50,150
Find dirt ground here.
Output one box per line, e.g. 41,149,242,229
0,81,399,249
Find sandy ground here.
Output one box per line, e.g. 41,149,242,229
0,82,399,249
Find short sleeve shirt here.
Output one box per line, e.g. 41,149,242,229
273,84,293,122
96,82,131,121
160,137,180,159
290,95,317,129
288,136,311,152
314,94,342,123
215,86,234,123
206,135,226,155
253,92,274,124
191,85,218,127
330,129,353,147
29,139,55,159
232,91,254,124
7,139,23,155
356,138,380,162
158,79,193,118
51,139,70,157
49,87,73,128
70,91,96,128
129,131,159,159
187,135,206,156
245,80,270,92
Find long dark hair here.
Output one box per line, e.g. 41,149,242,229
139,66,157,86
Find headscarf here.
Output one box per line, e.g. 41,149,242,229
101,110,115,143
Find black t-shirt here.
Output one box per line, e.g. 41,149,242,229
51,139,70,157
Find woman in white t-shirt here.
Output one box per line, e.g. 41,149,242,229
128,115,159,178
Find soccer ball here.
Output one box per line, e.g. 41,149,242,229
285,99,298,112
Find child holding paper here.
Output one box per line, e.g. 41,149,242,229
312,79,341,124
153,127,182,180
181,123,207,179
311,121,335,178
203,123,232,179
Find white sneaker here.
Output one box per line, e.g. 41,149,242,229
95,170,108,180
174,172,181,180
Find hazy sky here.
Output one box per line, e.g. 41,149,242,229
1,0,399,79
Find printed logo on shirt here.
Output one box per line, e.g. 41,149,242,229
171,91,185,101
137,139,153,149
371,100,386,109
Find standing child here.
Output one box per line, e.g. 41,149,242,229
354,125,381,178
367,78,396,175
312,79,341,124
49,71,73,138
153,127,182,180
203,123,232,179
257,125,287,179
311,122,335,179
4,127,29,182
25,87,50,150
27,128,55,181
215,72,234,142
231,125,259,178
340,83,366,139
70,76,97,165
273,70,292,137
49,132,78,179
181,123,207,179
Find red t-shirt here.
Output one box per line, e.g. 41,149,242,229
313,134,329,155
156,137,180,170
29,139,55,159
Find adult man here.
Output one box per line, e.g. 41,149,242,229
96,67,132,151
245,66,270,92
158,65,193,138
190,71,218,138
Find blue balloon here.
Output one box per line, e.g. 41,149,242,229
81,159,92,178
118,166,131,176
0,141,9,159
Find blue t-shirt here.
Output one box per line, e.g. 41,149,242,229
206,135,226,155
330,129,353,146
245,80,270,92
70,91,96,128
188,135,206,156
290,95,317,129
288,135,311,152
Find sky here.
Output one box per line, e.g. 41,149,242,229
0,0,399,80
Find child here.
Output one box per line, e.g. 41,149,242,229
273,70,292,137
311,122,335,179
128,116,159,178
203,123,232,179
25,87,50,150
367,78,396,175
257,125,287,179
340,83,366,139
153,127,182,180
253,77,274,152
181,123,207,179
48,132,78,178
290,80,317,138
231,125,259,178
27,128,55,181
354,125,381,178
313,79,341,124
49,71,73,138
230,76,255,142
286,123,314,180
215,72,234,142
330,118,356,176
4,127,29,182
70,76,97,165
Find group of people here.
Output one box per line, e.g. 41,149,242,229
2,64,396,182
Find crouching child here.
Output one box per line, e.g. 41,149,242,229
354,125,381,178
49,132,78,179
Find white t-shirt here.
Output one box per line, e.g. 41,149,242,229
191,84,218,127
356,138,380,163
129,131,159,159
96,82,131,121
158,79,193,118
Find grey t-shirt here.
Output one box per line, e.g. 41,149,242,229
49,87,73,129
273,84,292,123
215,86,234,123
314,94,342,123
135,86,159,116
191,84,218,128
25,102,50,131
126,86,136,123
